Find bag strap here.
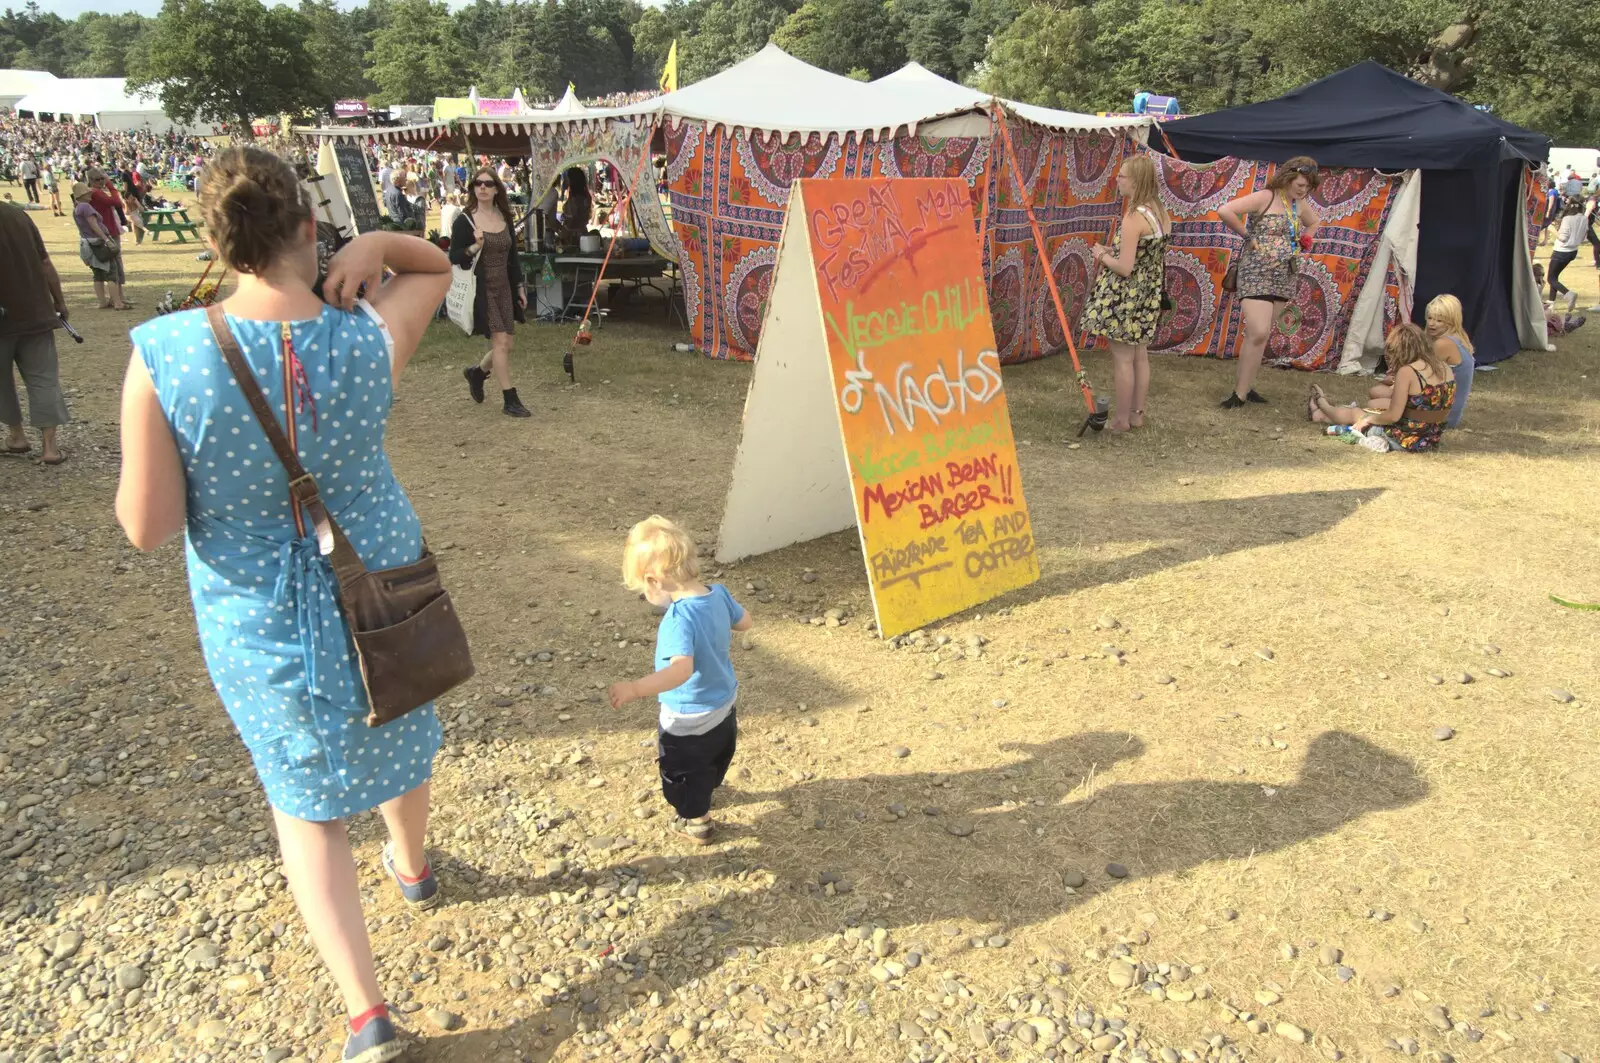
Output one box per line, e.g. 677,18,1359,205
204,304,370,587
1133,204,1165,238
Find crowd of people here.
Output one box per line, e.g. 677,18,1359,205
521,89,660,109
369,145,617,228
2,116,215,198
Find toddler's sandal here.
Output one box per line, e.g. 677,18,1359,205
671,817,714,845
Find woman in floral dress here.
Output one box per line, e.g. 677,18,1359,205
1082,154,1171,432
1217,157,1322,408
1309,322,1455,452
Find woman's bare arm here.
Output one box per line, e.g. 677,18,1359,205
1218,189,1272,238
323,231,452,378
115,354,187,551
1360,365,1417,428
1095,211,1148,279
1298,200,1321,244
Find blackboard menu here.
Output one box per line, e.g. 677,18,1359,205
333,143,381,234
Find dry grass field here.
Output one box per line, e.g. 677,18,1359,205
2,190,1597,1063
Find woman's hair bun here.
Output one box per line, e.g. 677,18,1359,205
198,147,311,275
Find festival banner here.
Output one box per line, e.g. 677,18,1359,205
716,177,1037,638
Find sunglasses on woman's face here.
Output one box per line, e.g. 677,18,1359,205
473,179,497,188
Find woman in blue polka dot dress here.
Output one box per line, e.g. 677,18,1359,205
115,147,453,1063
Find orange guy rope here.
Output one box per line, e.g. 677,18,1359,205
564,117,665,381
992,106,1098,416
1152,118,1179,159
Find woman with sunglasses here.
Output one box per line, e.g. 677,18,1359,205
1217,156,1321,408
454,167,531,418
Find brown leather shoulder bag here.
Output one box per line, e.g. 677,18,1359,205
205,303,474,726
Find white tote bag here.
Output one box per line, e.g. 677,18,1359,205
445,251,479,335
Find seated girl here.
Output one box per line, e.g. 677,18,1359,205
1532,263,1587,335
1367,295,1473,426
1310,323,1455,452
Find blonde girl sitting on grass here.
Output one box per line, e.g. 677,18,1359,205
609,516,752,844
1367,294,1476,428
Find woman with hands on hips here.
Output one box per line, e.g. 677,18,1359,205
1217,157,1321,408
453,167,531,418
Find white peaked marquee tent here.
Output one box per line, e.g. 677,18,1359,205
12,76,214,134
549,87,590,117
1,69,57,111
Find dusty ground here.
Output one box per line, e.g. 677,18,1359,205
2,191,1598,1063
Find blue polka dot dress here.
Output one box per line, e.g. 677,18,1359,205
131,303,443,822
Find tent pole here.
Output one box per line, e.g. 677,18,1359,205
1152,120,1178,159
992,106,1100,420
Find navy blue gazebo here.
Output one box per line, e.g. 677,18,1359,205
1162,61,1550,363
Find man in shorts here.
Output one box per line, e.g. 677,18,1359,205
0,200,71,464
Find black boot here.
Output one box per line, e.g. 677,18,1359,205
502,388,532,418
463,365,488,404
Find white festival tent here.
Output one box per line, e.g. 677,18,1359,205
300,46,1150,152
12,76,214,134
1,69,58,111
634,45,1151,139
549,87,590,116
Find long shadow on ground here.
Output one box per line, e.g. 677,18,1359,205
422,728,1426,1060
1010,487,1385,605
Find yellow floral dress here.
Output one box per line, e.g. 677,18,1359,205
1082,205,1168,344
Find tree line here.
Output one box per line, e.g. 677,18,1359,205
2,0,1594,142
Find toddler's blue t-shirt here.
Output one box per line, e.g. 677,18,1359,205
655,584,744,732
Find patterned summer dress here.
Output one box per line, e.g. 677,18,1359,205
480,227,516,335
129,304,443,821
1237,194,1299,302
1081,205,1169,344
1385,374,1456,452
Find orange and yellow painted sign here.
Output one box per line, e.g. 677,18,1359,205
803,177,1038,637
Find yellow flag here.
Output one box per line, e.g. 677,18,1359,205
659,40,679,94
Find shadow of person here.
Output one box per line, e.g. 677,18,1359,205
421,729,1424,1060
1014,487,1386,604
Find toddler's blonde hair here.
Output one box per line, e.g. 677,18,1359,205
622,515,700,591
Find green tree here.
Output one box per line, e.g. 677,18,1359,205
365,0,469,104
892,0,967,81
682,0,793,84
631,5,680,87
299,0,375,107
957,0,1018,84
977,2,1105,110
774,0,903,79
127,0,322,134
0,2,81,74
1437,0,1600,143
68,14,153,78
976,0,1597,140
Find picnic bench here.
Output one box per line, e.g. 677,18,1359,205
143,206,203,243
